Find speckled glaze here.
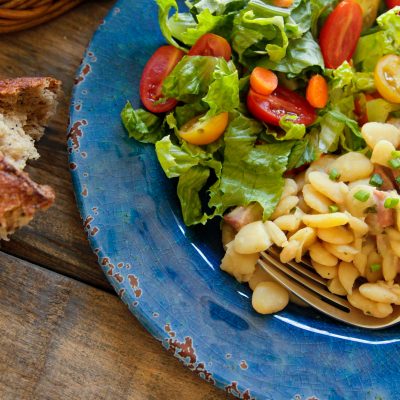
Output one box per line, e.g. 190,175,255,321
68,1,400,399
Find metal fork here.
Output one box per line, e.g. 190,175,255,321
258,250,400,329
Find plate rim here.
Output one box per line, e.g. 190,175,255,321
67,2,400,399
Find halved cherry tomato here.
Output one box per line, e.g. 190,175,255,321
247,87,317,126
319,0,363,69
140,45,184,113
179,112,229,145
306,74,329,109
250,67,278,96
188,33,232,61
374,54,400,104
386,0,400,8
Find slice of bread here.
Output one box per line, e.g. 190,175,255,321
0,77,61,169
0,77,61,239
0,154,55,240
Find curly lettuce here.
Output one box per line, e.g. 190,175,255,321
354,7,400,72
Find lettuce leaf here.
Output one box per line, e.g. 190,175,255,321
162,56,239,118
155,136,200,177
174,102,209,127
366,99,400,123
177,166,214,225
327,62,375,94
155,0,187,50
354,7,400,71
232,0,324,75
279,117,306,140
234,11,290,63
155,135,222,225
313,62,374,153
171,9,224,45
259,31,324,76
286,137,316,170
209,113,293,219
327,109,363,150
310,0,338,37
187,0,247,15
155,0,238,49
316,113,343,153
202,59,239,117
162,56,218,102
155,112,297,224
266,115,306,141
121,102,164,144
155,134,221,178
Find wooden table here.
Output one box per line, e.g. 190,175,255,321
0,3,231,399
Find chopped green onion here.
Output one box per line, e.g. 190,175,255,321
329,168,340,181
365,206,377,214
392,151,400,158
389,158,400,169
328,205,339,213
384,197,399,209
354,190,370,202
370,263,381,272
369,173,383,188
396,176,400,184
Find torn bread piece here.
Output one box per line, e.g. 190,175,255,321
0,77,61,169
0,77,61,240
0,154,55,240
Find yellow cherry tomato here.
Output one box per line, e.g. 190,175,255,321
374,54,400,104
178,112,229,145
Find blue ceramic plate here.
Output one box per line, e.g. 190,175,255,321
68,2,400,399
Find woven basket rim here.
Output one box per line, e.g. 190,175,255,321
0,0,85,34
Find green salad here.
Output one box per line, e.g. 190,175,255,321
121,0,400,226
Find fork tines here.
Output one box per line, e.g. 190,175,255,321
257,250,400,329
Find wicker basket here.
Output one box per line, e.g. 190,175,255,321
0,0,86,34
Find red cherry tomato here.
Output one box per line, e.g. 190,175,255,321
188,33,232,61
247,87,317,126
140,45,184,113
386,0,400,8
319,0,363,69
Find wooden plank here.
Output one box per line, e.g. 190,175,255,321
0,2,116,290
0,252,232,400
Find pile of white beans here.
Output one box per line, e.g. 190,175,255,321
221,121,400,318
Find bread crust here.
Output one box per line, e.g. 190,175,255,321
0,77,61,97
0,76,60,239
0,155,55,238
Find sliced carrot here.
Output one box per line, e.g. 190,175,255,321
273,0,294,7
250,67,278,96
306,74,329,109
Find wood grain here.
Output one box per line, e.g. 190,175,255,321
0,3,232,399
0,251,231,400
0,0,115,291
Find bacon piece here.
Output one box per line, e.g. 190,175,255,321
373,165,395,191
373,190,394,229
390,168,400,192
223,203,263,231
